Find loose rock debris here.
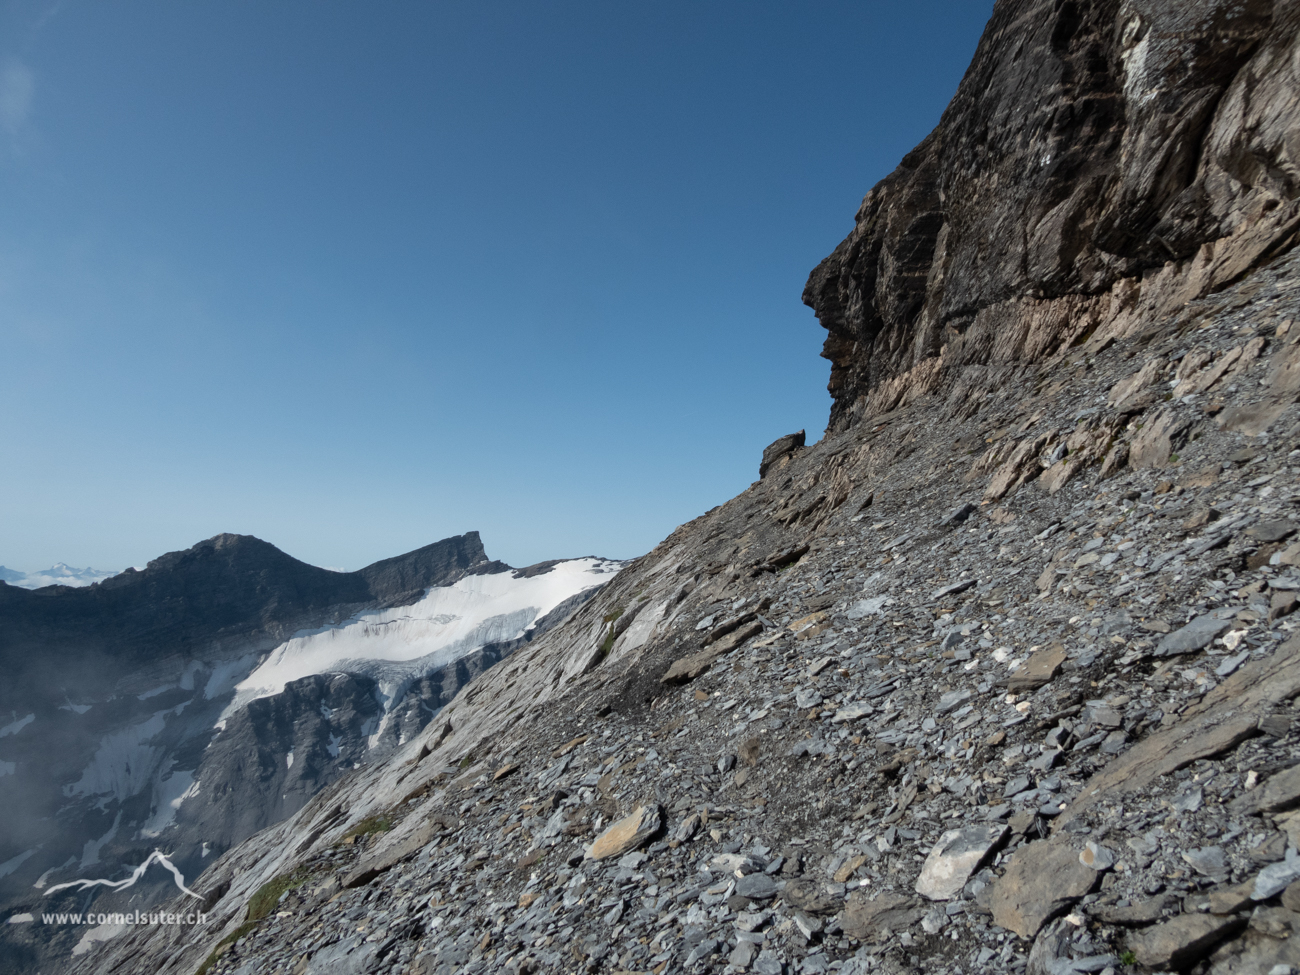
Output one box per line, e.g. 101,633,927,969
75,246,1300,975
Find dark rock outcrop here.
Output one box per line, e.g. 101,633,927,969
805,0,1300,433
759,430,806,479
0,531,487,693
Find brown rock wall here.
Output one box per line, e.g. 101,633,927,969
805,0,1300,433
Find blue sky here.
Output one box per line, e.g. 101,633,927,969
0,0,994,574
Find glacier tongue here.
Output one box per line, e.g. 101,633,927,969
223,557,620,720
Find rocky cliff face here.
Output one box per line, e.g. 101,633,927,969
805,0,1300,433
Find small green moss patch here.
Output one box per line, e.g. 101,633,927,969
341,814,393,841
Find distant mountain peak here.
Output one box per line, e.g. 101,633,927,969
0,564,120,590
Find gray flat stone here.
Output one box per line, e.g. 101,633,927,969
729,941,758,970
735,873,779,900
795,688,824,710
936,689,973,713
1156,613,1234,656
1255,851,1300,901
932,579,977,600
1182,846,1227,880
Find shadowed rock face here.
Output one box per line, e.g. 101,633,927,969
0,531,612,975
0,531,487,694
805,0,1297,433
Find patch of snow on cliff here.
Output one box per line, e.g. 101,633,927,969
224,558,619,717
0,713,35,738
63,711,173,804
80,812,121,868
139,770,199,838
203,653,260,700
72,921,128,955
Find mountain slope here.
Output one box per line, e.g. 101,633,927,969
0,533,617,974
34,2,1300,974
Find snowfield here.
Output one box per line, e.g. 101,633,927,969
223,558,620,718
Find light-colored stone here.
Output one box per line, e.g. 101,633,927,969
1109,359,1165,411
832,702,873,724
1174,344,1244,396
834,855,868,884
673,814,700,843
1007,645,1067,693
1080,841,1115,871
586,804,662,860
915,825,1007,901
984,436,1053,501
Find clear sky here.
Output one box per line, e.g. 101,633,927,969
0,0,995,574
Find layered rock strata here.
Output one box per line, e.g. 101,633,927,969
805,0,1300,434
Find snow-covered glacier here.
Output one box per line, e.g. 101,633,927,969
224,556,621,719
